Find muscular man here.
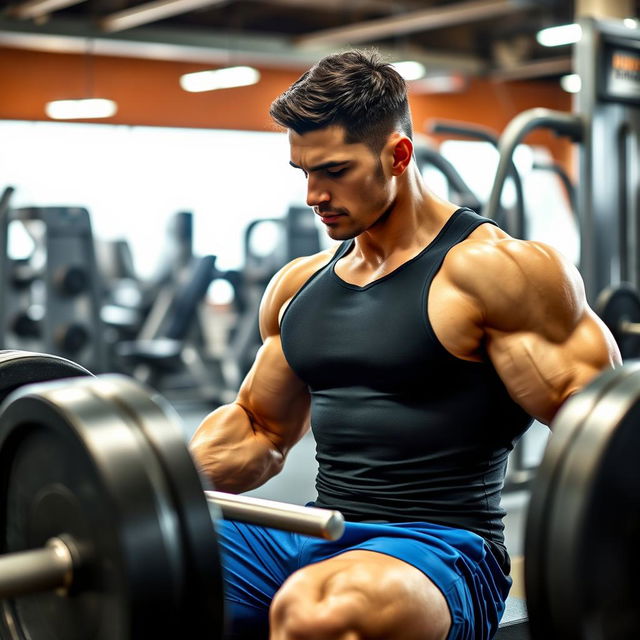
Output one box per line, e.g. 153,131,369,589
190,51,620,640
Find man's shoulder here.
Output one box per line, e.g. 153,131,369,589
443,231,584,330
273,246,338,293
447,229,576,293
259,246,339,336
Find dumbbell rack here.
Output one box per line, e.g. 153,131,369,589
0,205,108,373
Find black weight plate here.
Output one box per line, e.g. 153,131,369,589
0,350,91,404
545,365,640,639
0,375,219,639
595,284,640,359
75,375,225,638
524,363,640,639
55,323,90,354
524,364,640,640
55,265,88,296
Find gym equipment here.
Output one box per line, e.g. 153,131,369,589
2,356,638,638
10,314,91,356
484,17,640,304
495,597,529,639
0,350,91,403
116,254,232,403
228,205,322,383
413,141,483,213
525,362,640,639
427,119,526,238
595,283,640,359
55,322,90,354
54,264,88,296
0,206,108,372
3,347,640,638
146,211,194,294
0,373,344,639
531,161,576,216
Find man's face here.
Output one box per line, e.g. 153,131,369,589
288,125,395,241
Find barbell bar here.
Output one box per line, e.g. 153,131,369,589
0,537,74,599
0,486,344,601
204,491,344,540
0,493,342,599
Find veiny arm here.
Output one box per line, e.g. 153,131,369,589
190,253,329,492
444,238,621,425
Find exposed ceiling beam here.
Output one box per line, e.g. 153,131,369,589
7,0,88,20
254,0,397,9
0,17,486,74
297,0,534,47
100,0,230,33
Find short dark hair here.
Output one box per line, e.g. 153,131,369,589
269,50,413,154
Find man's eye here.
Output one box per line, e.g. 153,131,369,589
327,168,346,177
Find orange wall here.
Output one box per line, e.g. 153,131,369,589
0,46,572,164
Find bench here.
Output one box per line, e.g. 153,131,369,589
495,596,529,639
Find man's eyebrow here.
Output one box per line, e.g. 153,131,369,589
289,160,348,172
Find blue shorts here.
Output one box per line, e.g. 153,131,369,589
218,517,512,639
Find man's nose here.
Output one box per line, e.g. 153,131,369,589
306,177,330,208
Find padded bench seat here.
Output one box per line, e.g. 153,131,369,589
495,596,529,639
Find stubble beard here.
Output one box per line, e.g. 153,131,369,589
323,160,392,241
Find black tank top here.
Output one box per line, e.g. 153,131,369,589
280,208,532,570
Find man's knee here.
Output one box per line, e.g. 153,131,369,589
270,568,363,639
269,553,451,640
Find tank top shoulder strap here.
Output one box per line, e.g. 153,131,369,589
331,240,354,263
422,207,497,280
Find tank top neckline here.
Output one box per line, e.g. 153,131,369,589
330,207,469,291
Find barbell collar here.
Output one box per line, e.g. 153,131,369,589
206,491,345,541
0,537,73,599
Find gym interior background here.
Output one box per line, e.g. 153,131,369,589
0,0,639,637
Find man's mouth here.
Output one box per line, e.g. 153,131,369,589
319,214,342,224
316,209,344,224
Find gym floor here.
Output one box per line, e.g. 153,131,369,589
177,403,550,597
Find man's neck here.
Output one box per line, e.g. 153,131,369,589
352,164,458,264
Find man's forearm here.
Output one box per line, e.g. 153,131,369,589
189,403,285,493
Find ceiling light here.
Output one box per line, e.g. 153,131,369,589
391,60,427,81
180,66,260,92
408,74,467,94
45,98,118,120
560,73,581,93
536,23,582,47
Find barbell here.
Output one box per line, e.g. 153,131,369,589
0,350,639,639
0,351,343,639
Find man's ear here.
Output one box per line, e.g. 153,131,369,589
390,135,413,176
